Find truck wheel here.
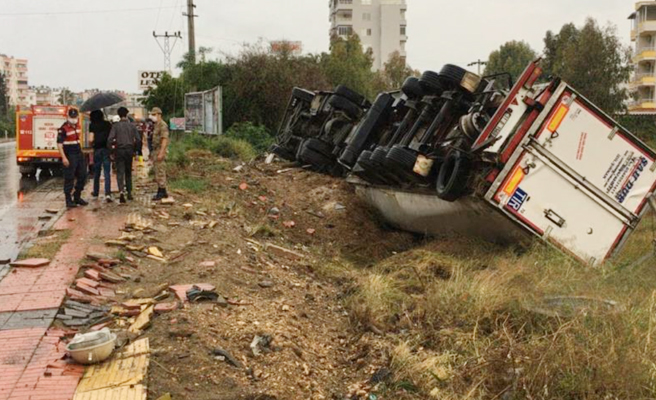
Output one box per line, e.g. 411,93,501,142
371,147,390,166
297,141,333,168
401,77,424,99
385,145,418,172
19,165,37,177
436,150,471,202
292,88,315,103
335,85,366,106
304,138,336,158
271,144,296,161
438,64,468,89
419,71,443,95
328,95,361,119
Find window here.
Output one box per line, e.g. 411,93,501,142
363,12,371,21
339,0,353,4
400,40,406,50
337,26,353,36
400,25,406,35
400,9,406,18
367,29,372,36
361,0,372,4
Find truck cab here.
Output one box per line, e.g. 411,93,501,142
16,105,92,177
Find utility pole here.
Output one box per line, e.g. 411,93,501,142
183,0,198,64
468,59,488,75
153,31,182,73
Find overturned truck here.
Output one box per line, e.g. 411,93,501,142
272,60,656,266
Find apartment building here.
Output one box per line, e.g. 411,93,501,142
329,0,408,71
0,54,30,107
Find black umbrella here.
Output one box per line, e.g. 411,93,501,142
80,92,124,112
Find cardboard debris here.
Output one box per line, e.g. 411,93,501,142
128,305,154,334
161,197,175,205
148,247,164,258
9,258,50,268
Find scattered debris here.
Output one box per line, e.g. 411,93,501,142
148,247,164,258
161,197,175,205
170,283,216,302
211,348,242,368
258,280,274,288
283,220,296,228
239,182,249,191
264,243,305,260
250,334,273,357
268,207,280,216
9,258,50,268
66,328,116,365
128,304,154,334
186,285,220,302
306,228,316,235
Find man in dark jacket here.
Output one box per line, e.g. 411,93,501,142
89,110,113,202
108,107,141,203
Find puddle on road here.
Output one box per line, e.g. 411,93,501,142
0,143,64,263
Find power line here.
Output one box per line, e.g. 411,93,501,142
0,6,180,17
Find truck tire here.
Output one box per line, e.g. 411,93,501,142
19,165,37,177
297,141,333,168
419,71,443,95
402,77,424,99
304,138,335,158
328,95,361,119
436,150,471,202
438,64,468,89
385,145,417,172
271,144,296,161
292,87,315,103
371,147,390,166
335,85,366,106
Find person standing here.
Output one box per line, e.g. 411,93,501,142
57,108,88,208
89,110,113,202
108,107,141,204
150,107,170,200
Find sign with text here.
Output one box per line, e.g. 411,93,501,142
170,118,186,131
138,71,165,91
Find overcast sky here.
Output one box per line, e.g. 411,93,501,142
0,0,634,92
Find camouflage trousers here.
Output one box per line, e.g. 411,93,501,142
153,158,167,188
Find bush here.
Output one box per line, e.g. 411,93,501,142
225,122,273,153
210,137,256,160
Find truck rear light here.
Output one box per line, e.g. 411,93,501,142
18,157,30,162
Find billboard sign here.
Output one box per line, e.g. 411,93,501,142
184,86,223,135
138,71,165,91
170,117,186,131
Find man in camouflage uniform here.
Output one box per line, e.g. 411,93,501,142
150,107,170,200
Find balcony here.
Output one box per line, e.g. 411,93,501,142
631,71,656,87
632,29,637,42
633,46,656,62
637,20,656,35
628,97,656,111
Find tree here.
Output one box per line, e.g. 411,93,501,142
542,18,631,113
380,51,419,90
58,88,74,105
321,35,378,98
484,40,537,85
0,73,7,117
143,73,186,118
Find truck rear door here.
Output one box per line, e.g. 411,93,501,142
486,83,656,265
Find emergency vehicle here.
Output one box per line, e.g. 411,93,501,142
15,105,92,177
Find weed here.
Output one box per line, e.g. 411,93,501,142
19,230,71,261
170,177,209,194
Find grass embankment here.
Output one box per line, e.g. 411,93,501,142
336,216,656,399
166,132,256,193
164,134,656,398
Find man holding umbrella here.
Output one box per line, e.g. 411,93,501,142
57,108,88,208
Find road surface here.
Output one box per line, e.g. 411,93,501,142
0,142,64,263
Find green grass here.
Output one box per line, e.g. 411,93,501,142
170,177,209,194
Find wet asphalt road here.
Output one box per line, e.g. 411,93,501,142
0,142,64,263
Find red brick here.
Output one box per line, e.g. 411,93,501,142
83,269,100,281
155,302,179,313
74,282,99,296
75,278,99,288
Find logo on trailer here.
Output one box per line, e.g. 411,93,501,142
507,188,528,212
616,157,649,204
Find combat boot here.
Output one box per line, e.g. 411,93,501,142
65,194,77,209
152,188,163,201
161,188,169,199
74,192,88,206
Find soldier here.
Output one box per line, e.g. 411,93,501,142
57,108,88,208
149,107,170,200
